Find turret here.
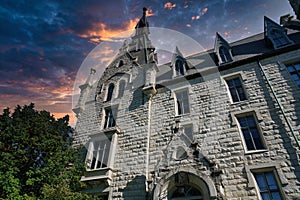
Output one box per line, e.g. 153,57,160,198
73,68,96,117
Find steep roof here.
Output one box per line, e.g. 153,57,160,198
156,27,300,84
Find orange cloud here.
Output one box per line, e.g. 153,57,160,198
164,2,176,10
78,18,139,43
202,7,208,15
146,7,157,17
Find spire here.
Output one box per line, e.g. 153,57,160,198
127,7,155,65
84,68,96,86
171,46,184,66
73,68,96,117
135,7,150,36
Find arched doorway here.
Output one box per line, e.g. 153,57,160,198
152,168,217,200
167,172,208,200
169,184,203,200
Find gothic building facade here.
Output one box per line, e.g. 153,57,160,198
73,4,300,200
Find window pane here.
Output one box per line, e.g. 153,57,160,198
247,116,256,127
254,172,283,200
226,77,246,102
255,173,268,190
271,192,281,199
238,117,247,128
106,84,114,101
295,64,300,71
287,66,295,73
227,79,234,87
261,193,271,200
292,74,300,81
175,90,189,115
234,78,241,86
265,172,278,190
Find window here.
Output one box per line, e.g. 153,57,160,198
219,46,232,63
175,90,190,115
118,80,126,98
287,63,300,87
237,114,265,151
106,83,114,101
270,29,290,48
171,185,203,199
175,59,185,76
253,171,283,200
89,139,111,170
118,60,124,67
183,124,193,141
226,76,247,102
103,107,117,129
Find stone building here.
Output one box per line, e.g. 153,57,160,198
73,4,300,200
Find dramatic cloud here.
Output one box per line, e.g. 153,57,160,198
0,0,294,126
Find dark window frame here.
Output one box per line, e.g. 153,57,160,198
219,46,232,64
106,83,115,101
253,170,284,200
225,76,247,103
237,114,265,151
175,58,186,76
175,89,190,115
103,107,117,129
287,62,300,87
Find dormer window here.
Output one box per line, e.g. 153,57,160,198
106,83,114,101
171,46,187,77
219,46,233,63
264,16,293,49
175,58,186,76
270,29,290,48
214,32,233,65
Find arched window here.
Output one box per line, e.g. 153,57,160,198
175,59,185,76
219,46,232,63
118,60,124,67
118,80,126,98
106,83,114,101
270,29,289,48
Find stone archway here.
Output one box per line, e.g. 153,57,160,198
152,167,217,200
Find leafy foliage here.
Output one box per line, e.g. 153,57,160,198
0,103,88,199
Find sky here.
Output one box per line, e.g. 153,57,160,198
0,0,295,126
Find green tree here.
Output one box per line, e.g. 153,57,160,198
0,103,88,199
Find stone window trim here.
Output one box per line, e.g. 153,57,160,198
245,163,288,194
278,60,300,88
102,105,118,130
85,131,118,172
232,110,268,153
230,109,263,126
268,28,293,49
218,46,233,64
222,72,248,103
105,83,115,102
172,56,188,78
172,87,191,116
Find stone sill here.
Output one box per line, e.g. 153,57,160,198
81,167,114,185
244,149,268,155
